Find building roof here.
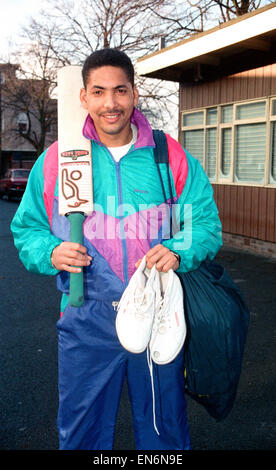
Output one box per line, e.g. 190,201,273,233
136,3,276,83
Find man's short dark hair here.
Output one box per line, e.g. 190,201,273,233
82,49,135,88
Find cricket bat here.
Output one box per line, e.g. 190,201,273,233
58,65,93,307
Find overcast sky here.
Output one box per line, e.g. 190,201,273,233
0,0,45,57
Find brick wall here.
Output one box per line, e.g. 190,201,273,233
222,232,276,259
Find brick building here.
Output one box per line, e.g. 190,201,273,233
0,63,57,176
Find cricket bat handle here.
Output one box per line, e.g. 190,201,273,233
67,212,85,307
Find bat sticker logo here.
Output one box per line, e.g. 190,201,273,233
61,168,89,208
61,149,89,160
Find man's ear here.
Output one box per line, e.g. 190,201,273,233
133,85,139,107
80,87,88,110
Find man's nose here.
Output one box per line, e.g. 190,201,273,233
104,91,117,108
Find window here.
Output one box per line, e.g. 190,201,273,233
183,111,203,127
221,127,232,177
270,99,276,184
271,122,276,182
272,99,276,116
181,97,276,186
181,108,217,180
183,129,204,166
221,105,233,123
234,123,266,183
12,169,30,178
206,127,217,179
206,108,217,125
17,112,29,134
236,101,266,120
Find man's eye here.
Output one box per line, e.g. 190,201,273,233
93,90,102,96
117,88,126,94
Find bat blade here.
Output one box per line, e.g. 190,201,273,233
58,65,93,217
57,65,93,307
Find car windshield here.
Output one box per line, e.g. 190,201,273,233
12,170,30,178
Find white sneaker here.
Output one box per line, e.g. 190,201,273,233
149,269,186,365
115,256,157,353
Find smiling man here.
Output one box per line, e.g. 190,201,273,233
11,49,222,451
80,65,139,146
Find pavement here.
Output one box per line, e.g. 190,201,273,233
115,245,276,452
0,198,275,454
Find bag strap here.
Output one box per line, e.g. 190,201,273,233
152,130,174,204
152,130,174,238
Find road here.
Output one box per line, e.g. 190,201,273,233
0,197,275,451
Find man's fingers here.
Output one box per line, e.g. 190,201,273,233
156,253,174,272
60,241,89,255
135,258,142,268
62,256,91,267
60,264,82,274
146,244,167,268
63,248,91,263
145,244,179,272
51,242,92,272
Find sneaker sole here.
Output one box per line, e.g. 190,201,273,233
150,331,186,365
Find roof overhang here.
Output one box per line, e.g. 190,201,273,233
136,3,276,83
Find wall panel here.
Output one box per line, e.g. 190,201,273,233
181,63,276,244
213,184,276,243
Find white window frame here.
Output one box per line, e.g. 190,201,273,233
181,97,276,188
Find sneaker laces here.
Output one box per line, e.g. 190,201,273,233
117,288,147,318
146,346,160,436
145,282,173,436
151,296,170,341
133,290,152,320
117,261,160,436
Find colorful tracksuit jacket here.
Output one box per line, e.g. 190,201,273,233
11,107,222,309
10,107,223,450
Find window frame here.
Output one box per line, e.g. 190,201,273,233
269,98,276,184
181,97,276,188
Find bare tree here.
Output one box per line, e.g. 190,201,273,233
18,0,185,135
211,0,265,20
2,0,271,153
23,0,173,63
1,39,59,155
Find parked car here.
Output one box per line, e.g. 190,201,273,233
0,168,30,200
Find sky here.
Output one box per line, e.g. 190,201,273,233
0,0,179,135
0,0,45,57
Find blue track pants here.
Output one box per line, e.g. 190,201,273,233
56,299,190,450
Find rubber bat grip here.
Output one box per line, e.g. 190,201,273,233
67,212,85,307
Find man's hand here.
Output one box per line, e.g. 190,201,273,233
51,242,92,273
135,244,179,272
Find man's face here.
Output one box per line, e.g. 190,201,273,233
80,65,138,147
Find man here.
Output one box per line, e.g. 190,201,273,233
11,49,222,450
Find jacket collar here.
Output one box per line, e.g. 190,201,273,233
82,107,155,149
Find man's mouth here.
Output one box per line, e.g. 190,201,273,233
101,112,122,123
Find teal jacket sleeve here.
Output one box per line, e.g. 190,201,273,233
163,151,223,272
10,151,62,276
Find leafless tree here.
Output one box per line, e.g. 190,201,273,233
211,0,265,20
1,40,59,155
22,0,173,63
18,0,185,135
1,0,271,152
148,0,271,43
